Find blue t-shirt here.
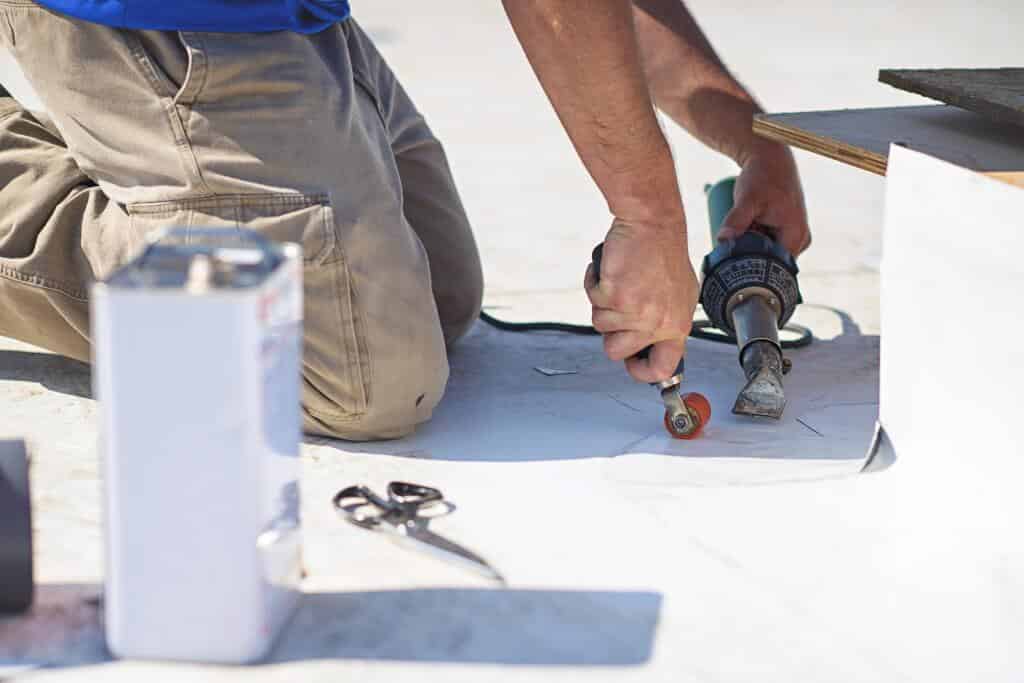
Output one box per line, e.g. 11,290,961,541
34,0,351,33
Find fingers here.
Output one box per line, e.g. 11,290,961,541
624,338,685,383
776,220,810,256
777,220,811,255
720,200,811,258
717,202,757,242
603,327,689,383
791,226,812,256
602,329,653,362
591,307,644,334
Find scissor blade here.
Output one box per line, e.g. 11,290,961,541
393,523,506,585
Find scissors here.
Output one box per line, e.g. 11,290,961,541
332,481,505,585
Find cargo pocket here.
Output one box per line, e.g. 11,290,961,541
127,193,370,420
126,30,208,106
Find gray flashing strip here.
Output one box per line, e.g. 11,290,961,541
861,422,897,474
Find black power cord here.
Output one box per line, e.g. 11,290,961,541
479,311,813,350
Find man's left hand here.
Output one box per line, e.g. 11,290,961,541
717,143,811,256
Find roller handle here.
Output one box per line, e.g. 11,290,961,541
590,243,685,379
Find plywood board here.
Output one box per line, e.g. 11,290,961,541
879,68,1024,127
753,105,1024,176
986,171,1024,188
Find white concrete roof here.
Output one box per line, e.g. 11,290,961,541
2,1,1022,680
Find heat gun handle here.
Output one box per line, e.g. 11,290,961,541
704,177,736,242
705,176,781,244
589,243,685,377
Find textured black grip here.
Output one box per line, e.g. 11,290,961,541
590,243,605,284
699,231,801,336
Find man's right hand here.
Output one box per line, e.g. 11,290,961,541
585,214,700,384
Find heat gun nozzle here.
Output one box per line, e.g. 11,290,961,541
732,341,786,419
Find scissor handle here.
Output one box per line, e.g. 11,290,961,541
333,484,394,528
388,482,444,507
333,482,447,528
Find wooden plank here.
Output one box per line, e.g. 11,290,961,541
753,105,1024,176
987,171,1024,189
754,111,887,175
879,68,1024,127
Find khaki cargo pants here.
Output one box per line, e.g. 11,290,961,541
0,2,483,440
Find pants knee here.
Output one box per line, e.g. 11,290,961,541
302,407,416,442
301,336,449,442
440,276,483,348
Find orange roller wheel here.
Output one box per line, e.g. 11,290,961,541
663,392,712,440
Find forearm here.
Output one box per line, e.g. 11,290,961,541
503,0,684,226
631,0,775,165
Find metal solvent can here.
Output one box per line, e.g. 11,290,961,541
92,228,303,664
